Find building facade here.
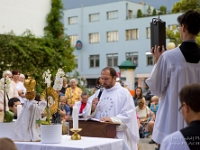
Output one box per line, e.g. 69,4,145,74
63,1,181,90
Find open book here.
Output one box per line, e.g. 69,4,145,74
79,117,105,122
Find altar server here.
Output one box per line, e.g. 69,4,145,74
146,10,200,148
160,84,200,150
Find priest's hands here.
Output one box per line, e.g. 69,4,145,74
91,98,99,112
151,45,165,64
100,117,113,123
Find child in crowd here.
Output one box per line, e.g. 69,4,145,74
59,96,70,122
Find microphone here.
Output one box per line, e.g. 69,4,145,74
97,88,104,99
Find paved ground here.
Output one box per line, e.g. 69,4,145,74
138,136,157,150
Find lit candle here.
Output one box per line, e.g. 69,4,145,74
17,105,22,118
72,106,78,130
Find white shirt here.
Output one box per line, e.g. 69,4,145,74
146,47,200,144
15,81,26,103
94,82,139,150
160,131,190,150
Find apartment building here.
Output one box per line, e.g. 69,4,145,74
63,0,181,90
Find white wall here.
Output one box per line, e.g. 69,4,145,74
0,0,51,37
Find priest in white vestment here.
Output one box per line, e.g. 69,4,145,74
146,10,200,145
14,74,47,142
92,67,139,150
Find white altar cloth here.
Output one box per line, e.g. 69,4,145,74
15,135,130,150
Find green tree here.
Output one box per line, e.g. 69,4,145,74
0,0,75,93
152,9,157,16
172,0,200,13
137,9,143,18
159,6,167,15
166,26,200,46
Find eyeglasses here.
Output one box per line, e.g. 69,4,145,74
178,104,183,114
177,25,180,31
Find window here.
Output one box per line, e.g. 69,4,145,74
128,10,133,19
74,57,78,68
107,31,118,42
68,16,78,25
69,35,78,46
126,29,138,40
89,13,99,22
107,54,118,67
89,33,100,43
146,52,153,66
146,27,151,39
89,55,99,68
107,10,118,20
126,52,138,66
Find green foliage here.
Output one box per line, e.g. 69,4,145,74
137,9,143,18
172,0,200,13
152,9,157,16
166,26,200,46
159,6,167,15
0,0,75,93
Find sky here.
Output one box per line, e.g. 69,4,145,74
62,0,181,11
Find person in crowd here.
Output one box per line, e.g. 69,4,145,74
147,96,159,144
146,10,200,149
136,98,155,138
2,70,19,99
19,73,25,83
136,98,152,123
133,87,143,107
8,97,21,119
60,77,70,96
90,67,139,150
59,96,70,122
74,91,89,117
65,78,82,114
12,70,26,104
0,70,19,122
0,138,18,150
160,84,200,150
92,77,103,94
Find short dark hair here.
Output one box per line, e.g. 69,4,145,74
179,84,200,112
177,10,200,35
12,70,20,75
8,97,20,107
81,91,88,97
101,67,117,78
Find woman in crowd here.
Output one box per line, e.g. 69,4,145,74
12,70,26,104
133,87,143,107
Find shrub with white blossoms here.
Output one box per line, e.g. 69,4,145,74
53,68,65,91
0,76,11,93
42,69,51,88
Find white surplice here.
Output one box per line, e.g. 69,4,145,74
14,99,47,142
160,131,189,150
146,47,200,144
94,82,140,150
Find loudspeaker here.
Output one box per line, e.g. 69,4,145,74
150,18,166,51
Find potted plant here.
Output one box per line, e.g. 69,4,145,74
38,69,65,144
